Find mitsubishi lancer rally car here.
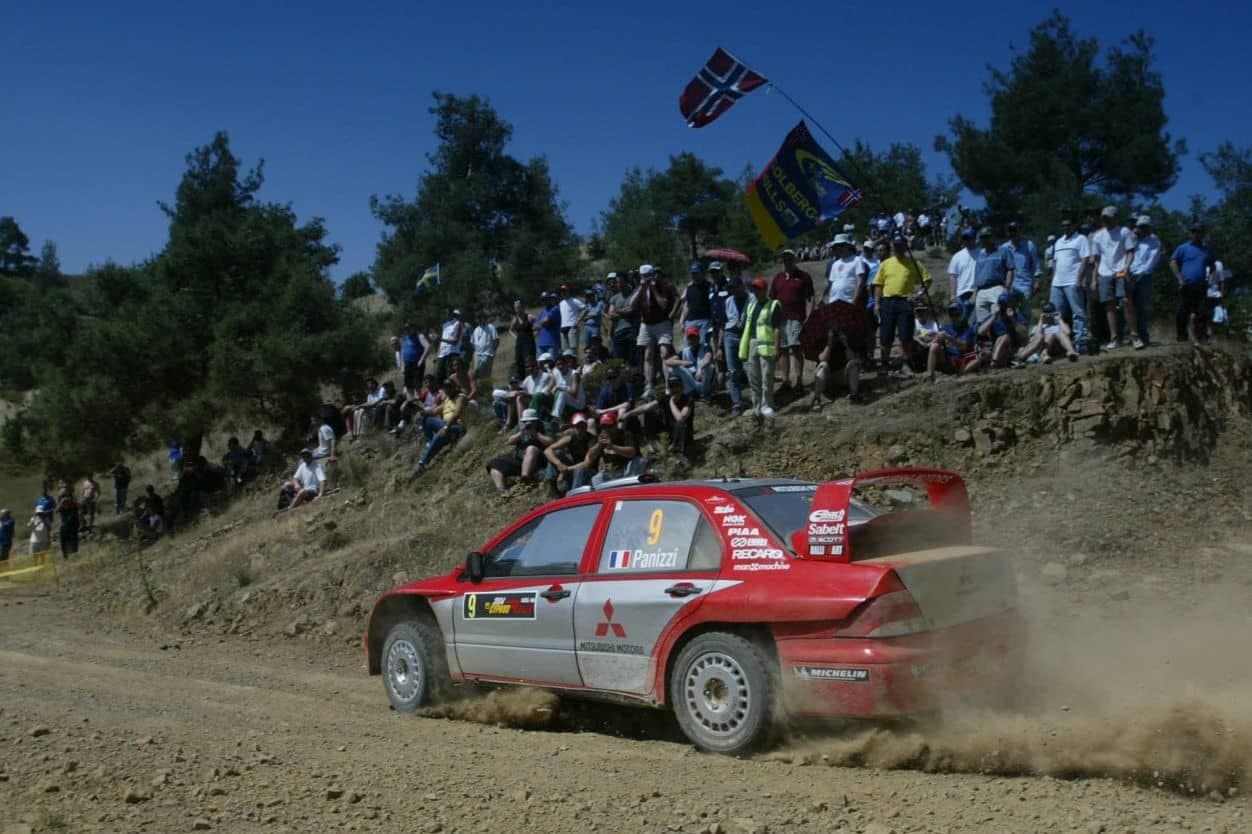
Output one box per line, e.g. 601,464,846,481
364,468,1024,754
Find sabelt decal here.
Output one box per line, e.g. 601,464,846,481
807,522,846,537
792,665,870,682
463,592,537,620
808,508,846,523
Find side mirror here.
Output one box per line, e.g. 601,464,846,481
789,529,808,558
466,552,485,583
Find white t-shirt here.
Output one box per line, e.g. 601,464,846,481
315,424,336,458
522,372,551,396
559,298,586,328
1091,226,1131,277
1208,260,1230,299
437,320,462,358
1051,233,1091,288
471,324,498,357
364,388,385,406
824,256,866,304
293,461,326,493
947,248,977,296
552,368,585,408
915,317,939,342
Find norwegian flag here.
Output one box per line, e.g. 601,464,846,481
678,48,768,128
608,550,632,569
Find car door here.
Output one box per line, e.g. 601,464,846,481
574,498,722,695
453,503,601,686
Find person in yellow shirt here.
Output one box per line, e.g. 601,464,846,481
872,236,931,373
414,379,467,474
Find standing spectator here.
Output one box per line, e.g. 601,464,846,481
79,472,99,532
400,323,431,397
168,440,183,481
580,288,604,351
558,284,586,354
435,308,466,382
631,264,676,398
248,431,270,469
947,228,978,311
312,414,338,463
926,302,984,382
678,261,714,343
56,490,79,558
1048,216,1091,352
414,379,468,474
1171,224,1217,345
721,272,749,417
488,408,553,494
972,228,1016,324
872,236,931,374
0,508,13,562
978,293,1028,368
1002,222,1042,323
1127,215,1162,347
390,336,404,385
28,504,52,555
471,310,500,383
822,235,868,307
769,248,815,393
708,262,729,352
109,462,131,515
543,411,596,495
534,293,563,358
606,273,639,363
509,299,537,379
739,277,782,419
1091,206,1136,350
286,449,327,511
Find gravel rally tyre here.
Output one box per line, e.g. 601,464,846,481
380,620,448,712
669,631,776,754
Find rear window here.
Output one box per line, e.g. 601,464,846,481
736,484,878,550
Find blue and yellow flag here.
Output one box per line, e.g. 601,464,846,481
415,263,441,294
745,122,863,249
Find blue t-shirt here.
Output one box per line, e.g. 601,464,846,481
974,247,1013,290
583,301,604,335
401,334,423,364
535,304,562,350
986,310,1027,344
596,381,635,411
939,322,975,357
0,516,14,548
1002,239,1039,295
1171,241,1215,285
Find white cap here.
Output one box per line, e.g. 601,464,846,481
832,233,853,247
521,408,540,423
1135,214,1152,227
606,271,618,279
538,352,555,363
1101,205,1118,218
570,412,588,425
639,264,654,276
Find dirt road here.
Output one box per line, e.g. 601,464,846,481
1,582,1249,834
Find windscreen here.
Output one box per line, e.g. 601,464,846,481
737,484,878,551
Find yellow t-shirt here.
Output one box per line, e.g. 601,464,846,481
873,257,931,298
440,395,463,423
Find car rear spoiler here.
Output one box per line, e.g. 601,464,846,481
794,468,971,562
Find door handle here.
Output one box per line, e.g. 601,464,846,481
664,583,702,598
540,587,571,601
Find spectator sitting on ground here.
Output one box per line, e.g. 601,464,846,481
666,325,716,402
543,411,597,496
222,436,252,486
139,485,166,537
1016,301,1079,364
580,344,602,378
911,302,940,369
926,302,984,382
586,411,641,484
310,413,338,463
343,378,384,440
446,354,477,401
491,373,526,429
593,365,635,423
551,349,586,420
632,375,695,458
978,293,1028,368
413,378,467,474
286,448,327,511
487,408,553,494
392,374,438,436
248,431,270,469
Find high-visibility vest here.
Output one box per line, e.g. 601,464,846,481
739,297,780,360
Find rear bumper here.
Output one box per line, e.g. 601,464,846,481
777,610,1026,717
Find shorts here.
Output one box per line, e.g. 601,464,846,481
636,321,674,347
782,319,803,348
81,498,97,515
951,351,980,372
487,456,522,477
877,297,915,346
472,354,494,379
403,361,423,392
1097,274,1125,303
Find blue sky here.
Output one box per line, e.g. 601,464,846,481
4,0,1248,280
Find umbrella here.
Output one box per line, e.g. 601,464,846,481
702,247,751,264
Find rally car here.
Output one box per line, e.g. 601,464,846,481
364,468,1024,754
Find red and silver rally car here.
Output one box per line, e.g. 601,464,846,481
364,468,1024,753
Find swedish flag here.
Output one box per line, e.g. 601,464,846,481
415,263,441,294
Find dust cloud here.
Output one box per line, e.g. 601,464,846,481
419,687,560,730
779,548,1252,795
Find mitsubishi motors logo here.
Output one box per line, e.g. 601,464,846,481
594,599,627,638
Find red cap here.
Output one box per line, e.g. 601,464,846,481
751,277,768,290
598,411,618,426
685,325,700,337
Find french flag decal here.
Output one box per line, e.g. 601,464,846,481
608,550,632,569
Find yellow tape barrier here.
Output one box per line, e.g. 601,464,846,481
0,550,58,587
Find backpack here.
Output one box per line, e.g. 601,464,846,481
277,483,296,511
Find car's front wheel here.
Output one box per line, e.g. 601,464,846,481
669,631,776,754
380,620,448,712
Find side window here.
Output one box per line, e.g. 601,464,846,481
598,500,718,573
485,504,600,577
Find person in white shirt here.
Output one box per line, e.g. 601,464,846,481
343,378,385,439
470,310,500,381
287,449,327,510
435,309,465,382
822,234,868,305
1126,216,1162,346
1090,206,1136,350
1048,216,1091,351
312,415,337,462
558,284,586,355
946,228,978,310
550,350,585,419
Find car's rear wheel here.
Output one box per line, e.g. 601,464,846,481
381,620,448,712
669,632,776,754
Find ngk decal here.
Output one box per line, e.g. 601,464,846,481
719,514,746,526
808,508,846,523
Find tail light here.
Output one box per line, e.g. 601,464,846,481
836,574,928,638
